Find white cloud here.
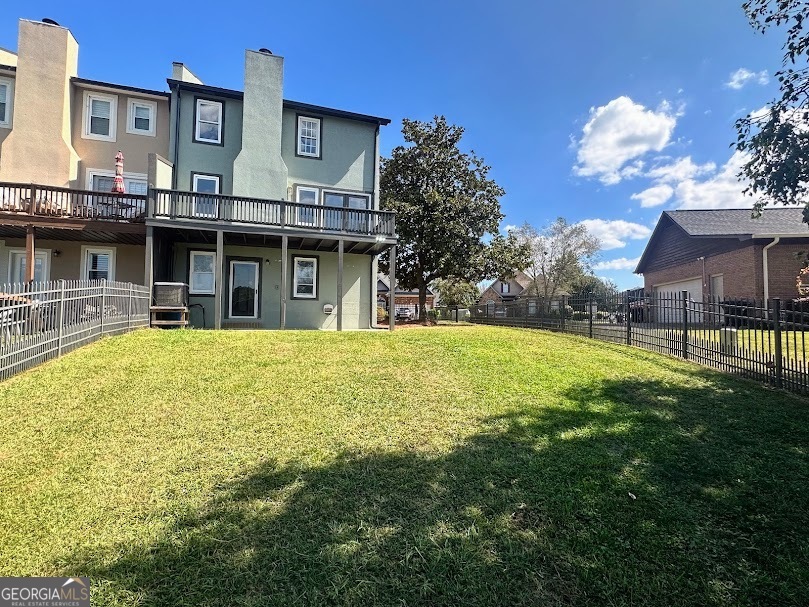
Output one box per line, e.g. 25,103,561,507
630,184,674,208
646,156,716,184
673,151,752,209
725,68,769,90
574,96,678,185
578,219,652,250
503,224,518,233
593,256,641,271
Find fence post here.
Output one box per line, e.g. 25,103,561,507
100,279,107,335
773,297,783,389
588,292,593,339
57,279,66,357
681,290,689,360
625,290,631,346
127,282,133,330
560,295,566,332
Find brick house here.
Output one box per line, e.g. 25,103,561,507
635,208,809,301
376,275,435,311
478,271,533,305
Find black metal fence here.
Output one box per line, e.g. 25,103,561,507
471,291,809,395
1,280,150,381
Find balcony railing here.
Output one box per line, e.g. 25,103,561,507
151,188,396,238
0,182,147,222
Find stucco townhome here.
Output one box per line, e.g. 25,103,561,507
0,17,397,330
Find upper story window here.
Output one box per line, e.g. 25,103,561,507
127,99,156,136
83,92,117,141
501,282,510,294
194,99,223,144
297,116,321,158
0,77,13,128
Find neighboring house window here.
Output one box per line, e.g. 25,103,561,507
229,260,260,318
189,251,216,295
83,92,117,141
501,282,510,294
293,256,318,299
322,191,370,231
194,99,223,144
89,171,147,194
0,77,13,128
81,247,116,281
126,99,156,136
192,173,220,218
295,185,319,226
7,249,49,283
297,116,321,157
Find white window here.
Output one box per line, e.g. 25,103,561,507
192,173,220,218
83,92,117,141
229,260,260,318
297,116,321,157
0,77,13,129
195,99,223,144
126,99,156,136
293,256,317,299
81,247,116,281
501,282,510,294
295,186,319,226
7,249,50,283
89,170,147,194
189,251,216,295
322,190,370,231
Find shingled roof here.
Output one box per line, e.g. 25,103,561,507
665,208,808,237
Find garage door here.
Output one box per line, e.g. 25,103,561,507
653,278,702,323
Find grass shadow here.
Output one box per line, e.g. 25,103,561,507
69,376,809,606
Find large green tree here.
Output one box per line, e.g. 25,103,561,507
433,278,480,308
380,116,528,320
735,1,809,219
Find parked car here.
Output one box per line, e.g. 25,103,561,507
395,308,414,321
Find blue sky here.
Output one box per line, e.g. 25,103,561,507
1,1,784,288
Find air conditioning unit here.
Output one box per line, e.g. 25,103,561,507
323,304,334,314
153,282,189,307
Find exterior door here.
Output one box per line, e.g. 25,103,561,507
229,260,260,319
653,278,703,324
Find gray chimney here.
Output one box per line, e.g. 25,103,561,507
232,50,288,200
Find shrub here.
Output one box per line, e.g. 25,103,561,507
377,306,387,321
427,309,438,320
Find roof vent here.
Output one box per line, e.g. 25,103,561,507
258,48,273,54
42,18,60,26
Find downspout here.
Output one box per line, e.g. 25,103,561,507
763,237,780,303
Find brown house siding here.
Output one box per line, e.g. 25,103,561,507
643,241,805,300
643,221,742,273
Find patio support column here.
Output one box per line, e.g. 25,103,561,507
144,226,154,292
215,230,223,330
389,245,396,331
280,235,288,329
24,225,35,283
337,239,344,331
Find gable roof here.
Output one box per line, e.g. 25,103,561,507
376,275,434,295
666,208,808,237
635,208,809,274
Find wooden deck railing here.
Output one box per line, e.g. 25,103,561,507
0,182,147,222
151,188,397,237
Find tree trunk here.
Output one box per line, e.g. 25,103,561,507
418,277,428,322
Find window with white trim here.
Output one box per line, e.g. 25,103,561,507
189,251,216,295
293,256,317,299
192,173,220,218
81,247,116,281
83,92,117,141
0,77,13,128
295,185,319,226
501,282,510,294
8,249,49,283
90,171,147,194
297,116,321,157
195,99,223,144
127,99,156,136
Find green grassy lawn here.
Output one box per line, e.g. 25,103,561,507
0,326,807,606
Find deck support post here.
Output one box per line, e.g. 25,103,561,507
280,235,288,329
337,239,344,331
215,230,223,330
389,245,396,331
24,225,35,283
145,225,154,297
